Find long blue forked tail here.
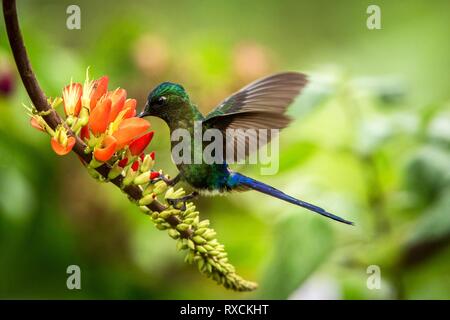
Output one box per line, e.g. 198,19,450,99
230,172,354,225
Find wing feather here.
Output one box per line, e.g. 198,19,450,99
203,72,307,162
205,72,307,118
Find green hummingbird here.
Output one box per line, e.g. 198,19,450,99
138,72,353,225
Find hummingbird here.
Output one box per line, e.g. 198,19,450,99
138,72,353,225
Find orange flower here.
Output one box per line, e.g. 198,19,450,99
93,135,117,162
85,78,151,161
43,72,154,162
89,98,111,135
63,82,82,116
50,127,76,155
112,118,150,150
51,136,76,155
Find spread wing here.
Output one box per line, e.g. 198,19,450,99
203,72,307,162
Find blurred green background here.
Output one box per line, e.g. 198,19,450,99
0,0,449,299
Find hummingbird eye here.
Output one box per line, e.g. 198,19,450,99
154,96,167,107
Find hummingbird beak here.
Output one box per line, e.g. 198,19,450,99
137,111,146,118
138,102,149,118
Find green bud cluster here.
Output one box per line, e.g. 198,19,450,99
138,181,258,292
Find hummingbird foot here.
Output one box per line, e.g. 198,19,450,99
167,191,198,211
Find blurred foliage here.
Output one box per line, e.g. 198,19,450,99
0,0,449,299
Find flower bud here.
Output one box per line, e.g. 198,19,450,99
141,154,155,172
139,193,155,206
123,166,138,186
153,180,167,194
193,235,206,245
176,223,190,232
168,229,180,239
129,131,154,156
108,159,125,180
134,171,151,185
149,171,160,180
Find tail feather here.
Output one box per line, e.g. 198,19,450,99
231,173,353,225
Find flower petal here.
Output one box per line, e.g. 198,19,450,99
93,135,117,162
30,117,45,132
123,99,137,119
112,117,150,150
89,98,111,135
129,131,154,156
80,125,90,141
107,88,127,123
51,136,76,156
90,76,109,110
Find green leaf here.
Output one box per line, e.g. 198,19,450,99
258,213,333,299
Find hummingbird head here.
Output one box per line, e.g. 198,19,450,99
138,82,190,121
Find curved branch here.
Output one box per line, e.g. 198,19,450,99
2,0,167,214
2,0,59,127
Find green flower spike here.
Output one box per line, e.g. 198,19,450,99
138,182,258,292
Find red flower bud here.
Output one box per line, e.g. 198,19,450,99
149,151,155,160
131,160,140,171
80,125,90,141
118,157,128,168
149,171,160,180
129,131,154,156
